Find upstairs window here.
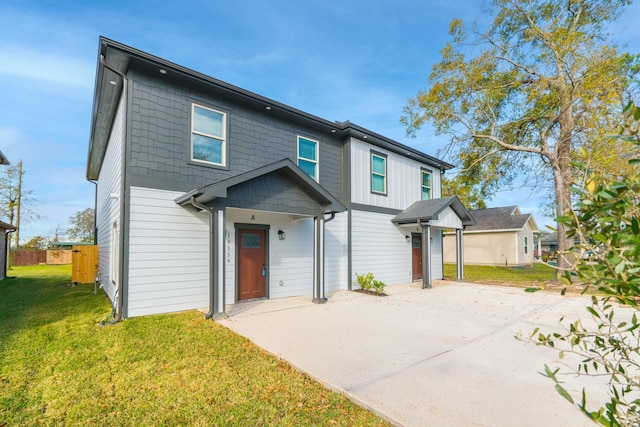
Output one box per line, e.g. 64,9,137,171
421,169,432,200
297,136,319,181
371,151,387,195
191,104,226,166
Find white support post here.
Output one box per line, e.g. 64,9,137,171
313,216,326,303
456,228,464,281
422,224,432,289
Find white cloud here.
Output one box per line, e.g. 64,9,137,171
0,45,94,89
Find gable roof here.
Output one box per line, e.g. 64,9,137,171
391,196,476,226
464,206,538,233
0,150,9,166
175,158,346,213
87,37,453,180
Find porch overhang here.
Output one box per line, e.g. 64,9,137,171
391,196,476,228
392,196,476,288
174,158,346,214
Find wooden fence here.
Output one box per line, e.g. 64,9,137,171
12,249,73,266
12,250,47,266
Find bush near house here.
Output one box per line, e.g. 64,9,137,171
0,265,388,426
355,272,386,294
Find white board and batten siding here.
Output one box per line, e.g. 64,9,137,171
350,137,442,209
127,186,209,317
95,94,125,302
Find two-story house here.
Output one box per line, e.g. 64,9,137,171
87,37,475,319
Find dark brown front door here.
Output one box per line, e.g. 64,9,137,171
412,233,422,281
238,229,267,300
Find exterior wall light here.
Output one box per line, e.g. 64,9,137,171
406,235,410,242
278,230,285,240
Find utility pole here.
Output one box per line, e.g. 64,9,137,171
15,160,22,249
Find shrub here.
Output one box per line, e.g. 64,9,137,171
372,279,386,293
355,272,374,291
355,272,386,294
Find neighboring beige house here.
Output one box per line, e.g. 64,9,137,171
443,206,539,266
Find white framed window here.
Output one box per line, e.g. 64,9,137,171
111,222,119,284
421,169,432,200
297,136,319,181
191,103,227,166
524,236,528,254
371,151,387,195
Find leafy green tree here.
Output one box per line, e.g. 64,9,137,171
442,176,487,209
403,0,638,275
66,208,94,242
530,103,640,425
22,236,48,250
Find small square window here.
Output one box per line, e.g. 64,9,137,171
297,136,319,181
191,104,226,166
371,152,387,195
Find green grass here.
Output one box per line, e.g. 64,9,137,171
443,263,556,286
0,265,389,426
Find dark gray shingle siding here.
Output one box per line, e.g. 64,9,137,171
127,69,343,200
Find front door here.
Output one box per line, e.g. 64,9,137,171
412,233,422,281
238,229,267,300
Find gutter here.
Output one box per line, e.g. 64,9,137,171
189,195,217,319
100,54,127,324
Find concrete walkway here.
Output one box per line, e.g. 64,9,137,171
219,281,622,426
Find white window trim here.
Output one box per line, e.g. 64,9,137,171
297,136,319,182
524,236,528,254
370,151,387,195
421,169,432,200
191,103,227,167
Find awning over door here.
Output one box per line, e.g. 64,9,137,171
391,196,476,229
392,196,476,287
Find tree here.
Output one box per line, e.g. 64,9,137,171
66,208,94,242
529,103,640,425
22,236,48,250
0,160,40,248
403,0,638,276
442,176,487,209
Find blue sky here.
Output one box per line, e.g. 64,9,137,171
0,1,638,241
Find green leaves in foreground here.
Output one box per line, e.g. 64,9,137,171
529,102,640,426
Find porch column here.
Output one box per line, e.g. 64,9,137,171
421,223,432,289
456,228,464,281
313,216,326,303
213,208,226,316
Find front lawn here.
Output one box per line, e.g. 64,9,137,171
443,262,556,287
0,265,388,426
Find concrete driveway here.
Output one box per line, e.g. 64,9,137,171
219,281,620,426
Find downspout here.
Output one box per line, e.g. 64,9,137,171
324,211,336,223
100,54,127,323
189,195,216,319
88,180,98,245
89,179,98,295
5,228,15,278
